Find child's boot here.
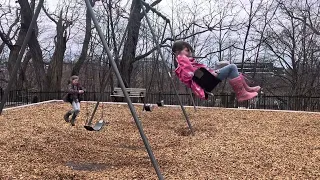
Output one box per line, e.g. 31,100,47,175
64,111,72,122
70,113,78,126
229,76,258,102
240,73,261,92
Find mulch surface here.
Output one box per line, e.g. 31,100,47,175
0,102,319,179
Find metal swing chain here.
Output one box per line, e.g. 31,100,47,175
85,90,90,125
101,100,104,119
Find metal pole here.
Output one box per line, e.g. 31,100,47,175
83,0,163,179
141,0,194,135
168,23,197,111
140,0,169,22
0,0,44,114
188,88,197,111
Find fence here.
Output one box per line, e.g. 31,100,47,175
1,90,320,112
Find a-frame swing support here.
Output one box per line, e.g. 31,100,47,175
88,0,196,135
140,0,195,135
140,0,198,112
83,0,164,179
0,0,196,178
0,0,163,179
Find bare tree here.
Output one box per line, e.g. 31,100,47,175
238,0,265,72
0,1,35,90
0,4,24,76
264,1,320,97
15,0,46,91
71,0,99,76
0,7,20,56
42,0,78,92
277,0,320,35
250,0,278,78
119,0,163,87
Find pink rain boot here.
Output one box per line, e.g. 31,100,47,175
240,74,261,92
229,76,258,102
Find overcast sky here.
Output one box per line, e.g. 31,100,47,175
0,0,254,62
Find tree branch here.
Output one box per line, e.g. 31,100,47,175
41,5,58,24
193,44,236,59
0,30,13,50
139,0,166,21
134,44,170,61
278,1,320,35
0,78,8,83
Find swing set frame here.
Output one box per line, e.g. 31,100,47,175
0,0,201,179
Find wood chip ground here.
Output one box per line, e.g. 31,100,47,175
0,102,319,179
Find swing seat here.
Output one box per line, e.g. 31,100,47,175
192,67,221,92
84,120,107,131
156,100,164,107
143,104,152,111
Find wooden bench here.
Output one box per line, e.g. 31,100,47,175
110,87,146,103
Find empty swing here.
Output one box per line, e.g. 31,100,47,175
84,100,107,131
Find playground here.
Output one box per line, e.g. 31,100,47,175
0,101,319,179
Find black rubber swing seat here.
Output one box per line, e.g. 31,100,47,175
156,100,164,107
143,104,152,111
192,67,221,93
84,120,107,131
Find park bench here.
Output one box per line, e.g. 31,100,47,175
111,87,146,103
111,87,165,111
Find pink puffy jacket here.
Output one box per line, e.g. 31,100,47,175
174,55,215,99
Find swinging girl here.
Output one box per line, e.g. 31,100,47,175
172,41,260,102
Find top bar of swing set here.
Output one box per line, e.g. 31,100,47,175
140,1,170,23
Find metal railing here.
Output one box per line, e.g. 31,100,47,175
2,90,320,112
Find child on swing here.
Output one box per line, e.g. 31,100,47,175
63,75,85,126
172,41,260,102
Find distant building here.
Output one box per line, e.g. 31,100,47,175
234,62,285,76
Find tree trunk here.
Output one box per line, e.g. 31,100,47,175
120,0,142,87
28,36,46,91
17,51,32,90
18,0,46,91
0,43,5,55
71,1,94,76
7,45,21,76
6,24,27,78
46,13,67,93
0,8,21,77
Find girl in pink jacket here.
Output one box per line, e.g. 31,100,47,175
172,41,260,102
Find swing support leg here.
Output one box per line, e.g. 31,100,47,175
141,1,194,135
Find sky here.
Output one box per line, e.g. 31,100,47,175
44,0,221,59
0,0,254,62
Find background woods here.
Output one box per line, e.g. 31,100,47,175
0,0,320,98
